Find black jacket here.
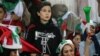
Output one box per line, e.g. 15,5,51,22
26,19,62,56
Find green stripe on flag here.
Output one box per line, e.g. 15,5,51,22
12,27,19,43
0,44,3,53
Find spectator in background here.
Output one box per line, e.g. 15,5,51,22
79,20,100,56
1,0,31,37
67,32,81,56
56,40,75,56
2,0,30,26
0,4,22,56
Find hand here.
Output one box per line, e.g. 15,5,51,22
11,13,20,20
86,36,92,45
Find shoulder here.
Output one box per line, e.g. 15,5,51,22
51,25,60,32
50,22,60,29
79,41,85,47
27,24,36,31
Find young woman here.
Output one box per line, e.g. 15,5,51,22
67,32,81,56
26,1,62,56
56,40,75,56
79,20,100,56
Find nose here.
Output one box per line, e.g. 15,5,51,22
46,13,49,15
46,12,50,15
77,40,80,44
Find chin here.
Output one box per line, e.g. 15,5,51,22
44,19,50,21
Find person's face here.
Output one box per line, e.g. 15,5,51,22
87,25,95,36
10,50,18,56
63,45,74,56
0,8,5,21
89,25,95,36
73,35,81,47
37,6,51,22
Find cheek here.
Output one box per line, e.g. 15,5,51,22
49,13,52,16
76,39,80,43
73,39,80,46
0,14,5,18
73,39,77,44
39,13,44,17
63,52,68,56
71,51,75,56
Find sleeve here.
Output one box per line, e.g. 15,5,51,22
26,29,35,46
79,42,85,56
52,27,62,54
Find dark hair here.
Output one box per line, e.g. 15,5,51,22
0,4,6,13
2,48,17,56
36,1,51,12
67,32,81,40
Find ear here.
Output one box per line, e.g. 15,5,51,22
37,12,40,16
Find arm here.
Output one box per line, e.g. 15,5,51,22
79,42,85,56
51,27,62,56
79,41,90,56
84,43,90,56
84,36,92,56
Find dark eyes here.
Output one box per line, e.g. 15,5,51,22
75,38,80,40
41,9,51,12
90,25,95,29
0,11,3,13
64,49,73,53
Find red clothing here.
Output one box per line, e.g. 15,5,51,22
75,48,80,56
0,26,13,45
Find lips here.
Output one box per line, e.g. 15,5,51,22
45,16,49,18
